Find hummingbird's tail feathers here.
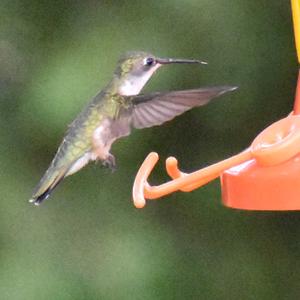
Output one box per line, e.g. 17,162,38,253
130,86,238,129
29,176,65,205
29,166,69,206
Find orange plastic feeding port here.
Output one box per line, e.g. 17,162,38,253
222,106,300,210
132,0,300,210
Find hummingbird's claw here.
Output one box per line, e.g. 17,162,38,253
102,154,117,172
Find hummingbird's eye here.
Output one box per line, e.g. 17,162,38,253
144,57,155,66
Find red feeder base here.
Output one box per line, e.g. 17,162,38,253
221,154,300,210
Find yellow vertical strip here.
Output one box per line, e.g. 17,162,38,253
292,0,300,63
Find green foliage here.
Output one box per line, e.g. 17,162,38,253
0,1,299,299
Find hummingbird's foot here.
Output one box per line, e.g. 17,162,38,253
102,154,116,172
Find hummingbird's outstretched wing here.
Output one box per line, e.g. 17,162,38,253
130,86,237,129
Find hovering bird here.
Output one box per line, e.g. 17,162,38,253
30,51,236,205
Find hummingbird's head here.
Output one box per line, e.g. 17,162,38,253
114,51,207,96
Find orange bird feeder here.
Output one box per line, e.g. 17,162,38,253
132,0,300,210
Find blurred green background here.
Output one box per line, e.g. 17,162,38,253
1,0,300,299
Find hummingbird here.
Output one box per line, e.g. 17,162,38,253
30,51,237,205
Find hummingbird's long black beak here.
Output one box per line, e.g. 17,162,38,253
156,58,207,65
